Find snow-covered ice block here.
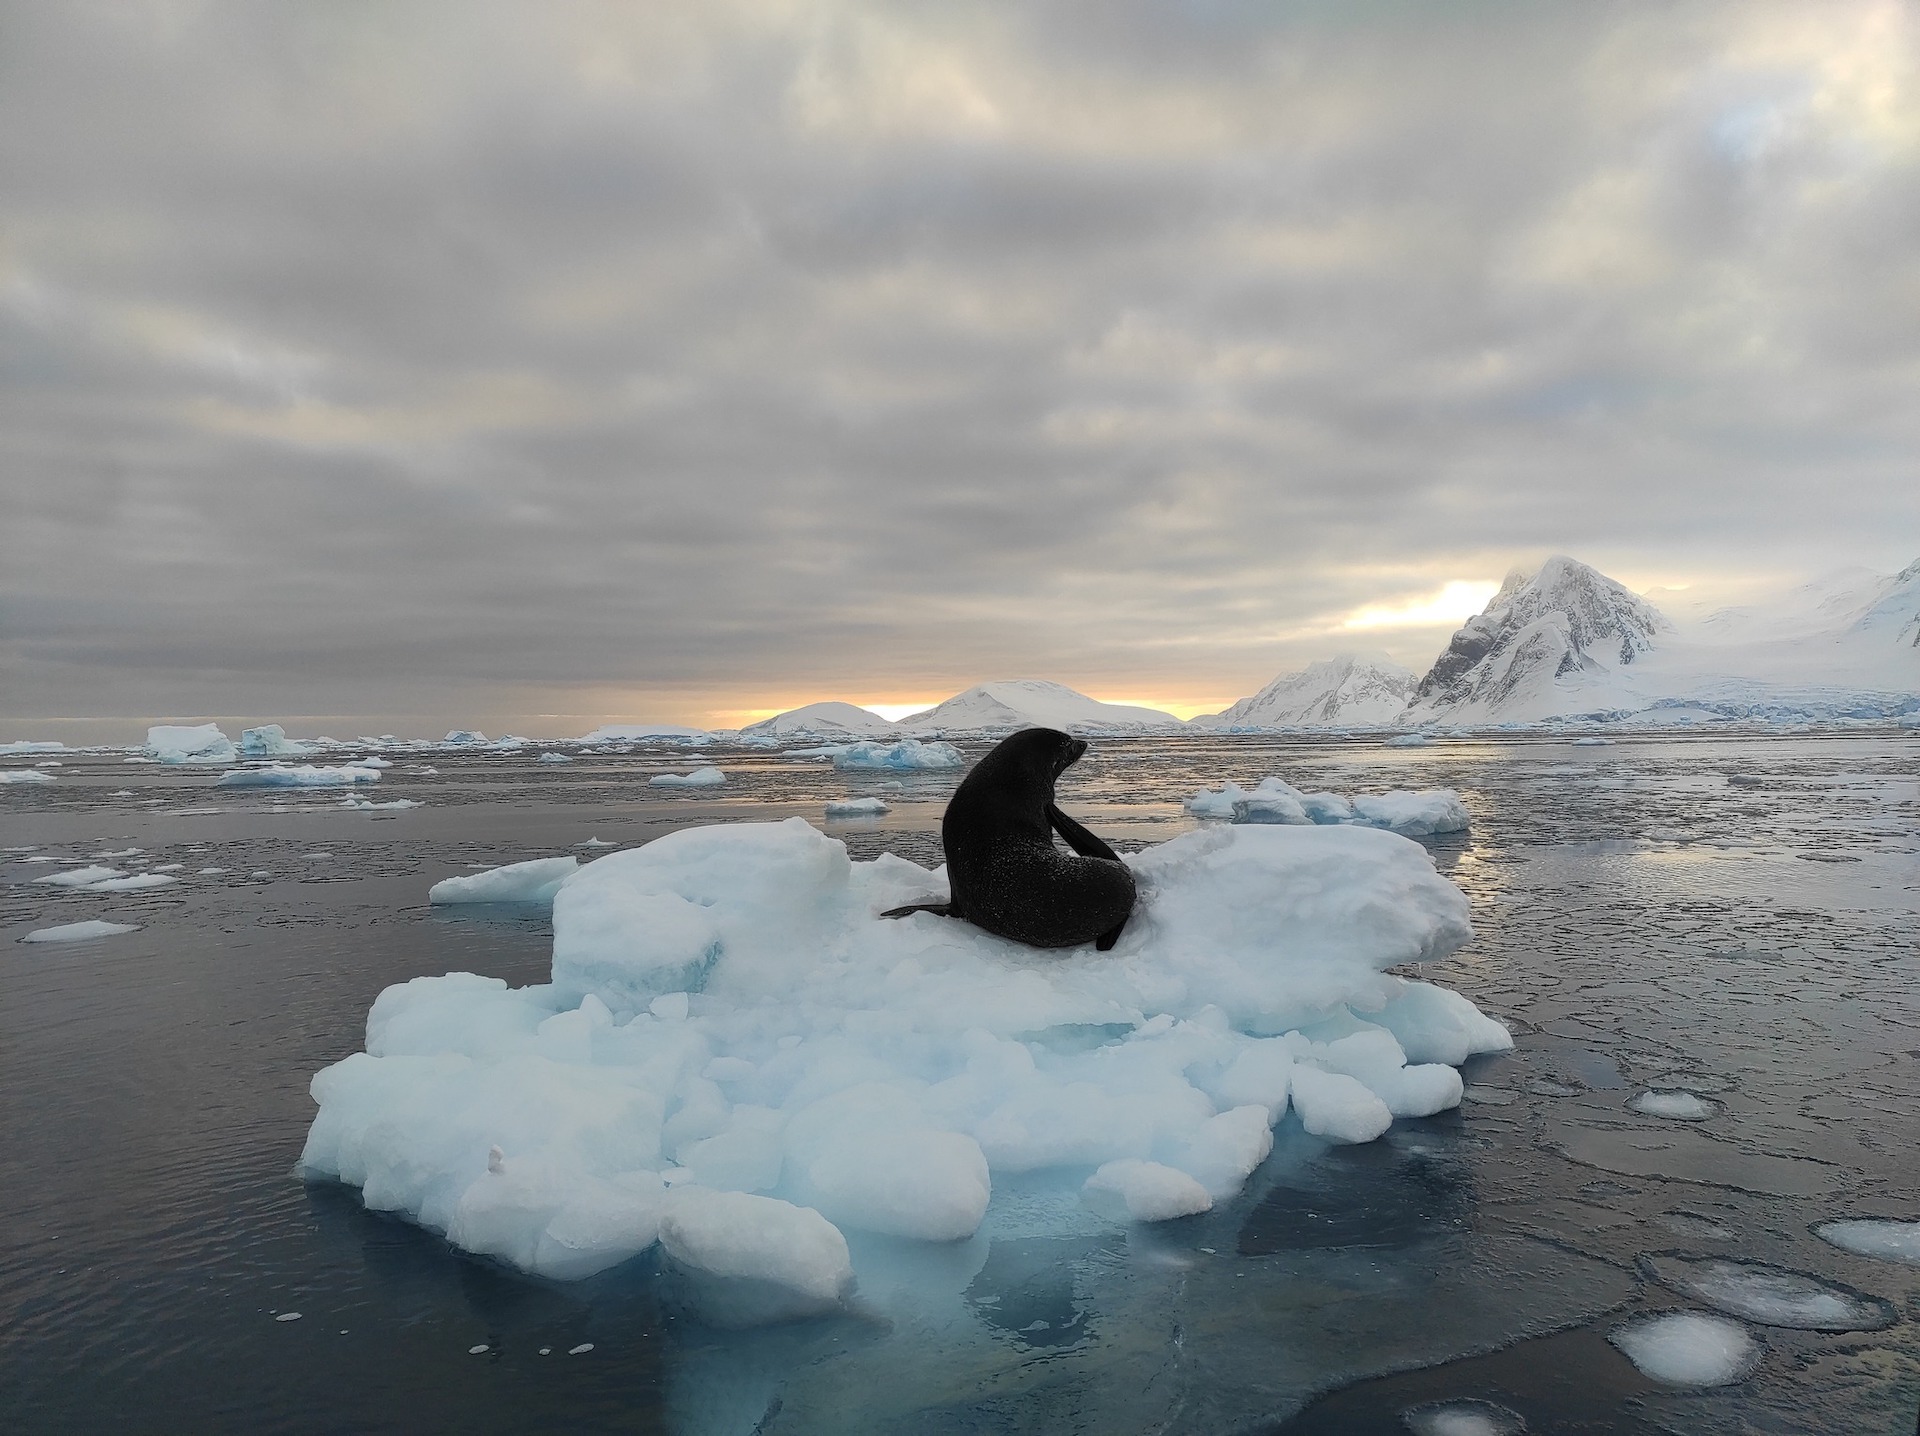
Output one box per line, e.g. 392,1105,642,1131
22,919,141,943
658,1189,854,1324
649,767,725,788
824,739,963,771
302,819,1504,1300
824,797,890,817
1384,732,1433,747
441,730,487,745
0,769,57,784
1188,776,1468,837
1082,1159,1213,1222
341,796,422,811
216,764,380,788
239,725,315,757
429,856,579,906
33,865,126,887
1630,1090,1716,1120
536,752,573,764
81,873,178,892
1609,1311,1759,1387
1350,789,1470,837
145,724,237,764
0,741,68,755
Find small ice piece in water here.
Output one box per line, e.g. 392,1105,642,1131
649,767,726,787
198,867,227,875
1082,1160,1213,1223
1815,1219,1920,1265
216,764,381,788
1608,1311,1759,1387
33,866,126,888
577,837,617,848
1461,1085,1517,1106
1383,732,1433,748
79,873,178,892
468,1344,488,1354
340,796,423,810
537,752,573,764
1350,790,1470,837
824,797,889,818
0,769,57,784
1399,1398,1524,1435
22,920,141,943
1573,736,1612,745
568,1343,593,1355
1641,1255,1897,1331
145,723,238,764
428,856,579,905
275,1312,302,1322
442,730,488,745
1630,1090,1716,1120
303,852,333,861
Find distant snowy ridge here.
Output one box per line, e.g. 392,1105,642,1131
1198,654,1415,730
741,702,898,739
899,680,1184,735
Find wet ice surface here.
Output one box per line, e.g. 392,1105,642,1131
2,731,1917,1434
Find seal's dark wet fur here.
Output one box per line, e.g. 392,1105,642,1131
882,727,1136,951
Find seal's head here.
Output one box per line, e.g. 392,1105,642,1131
989,726,1086,785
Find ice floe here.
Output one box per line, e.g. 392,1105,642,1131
1608,1311,1760,1387
1383,732,1434,747
428,856,579,905
145,724,238,764
301,818,1508,1304
216,764,381,788
1815,1219,1920,1265
0,769,57,785
824,797,890,817
33,865,127,888
537,752,573,764
1641,1255,1897,1330
21,919,141,943
1184,777,1469,837
1400,1400,1525,1436
340,796,422,811
1629,1090,1717,1120
82,873,178,892
649,767,725,788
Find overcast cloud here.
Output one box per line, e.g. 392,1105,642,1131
4,0,1917,737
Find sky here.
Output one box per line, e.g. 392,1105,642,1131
4,1,1917,739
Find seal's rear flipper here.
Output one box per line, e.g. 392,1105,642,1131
881,902,954,920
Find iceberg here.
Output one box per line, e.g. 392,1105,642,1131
239,725,315,758
145,724,238,764
1185,777,1469,837
824,797,890,817
649,767,726,788
301,818,1508,1305
820,739,963,771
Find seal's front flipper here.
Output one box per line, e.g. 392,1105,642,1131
881,902,954,920
1048,804,1121,862
1094,916,1127,952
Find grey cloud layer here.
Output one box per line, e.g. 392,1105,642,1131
4,0,1917,733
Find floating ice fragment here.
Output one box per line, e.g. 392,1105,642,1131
823,739,962,771
1630,1090,1716,1120
428,856,578,906
22,920,141,943
1815,1219,1920,1265
649,767,725,787
824,797,889,817
1400,1398,1524,1435
537,752,572,764
81,873,178,893
1082,1160,1213,1223
217,765,380,788
1383,732,1434,748
1572,737,1612,745
1185,776,1467,836
240,725,315,758
34,866,126,887
468,1345,488,1354
1608,1310,1759,1387
0,769,57,784
569,1343,593,1355
275,1312,301,1322
1641,1255,1897,1330
658,1189,854,1325
145,724,237,764
577,837,617,848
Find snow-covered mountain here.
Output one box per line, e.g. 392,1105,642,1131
578,723,710,742
1406,555,1918,725
740,701,899,739
1198,654,1416,729
899,680,1184,734
1407,556,1673,723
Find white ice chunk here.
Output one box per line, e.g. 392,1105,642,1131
0,769,57,784
448,1154,666,1280
429,856,579,906
145,723,237,764
239,725,315,757
1815,1220,1920,1265
22,919,141,943
1400,1400,1524,1436
1608,1311,1759,1387
1647,1255,1896,1331
1350,789,1471,836
1174,1104,1274,1198
33,865,126,887
1630,1090,1717,1120
657,1189,854,1322
441,730,488,745
1383,732,1433,747
216,764,381,788
649,767,726,787
824,797,890,817
537,752,573,764
1082,1159,1213,1223
81,873,178,892
1288,1065,1394,1144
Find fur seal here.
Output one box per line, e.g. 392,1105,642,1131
882,727,1136,951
